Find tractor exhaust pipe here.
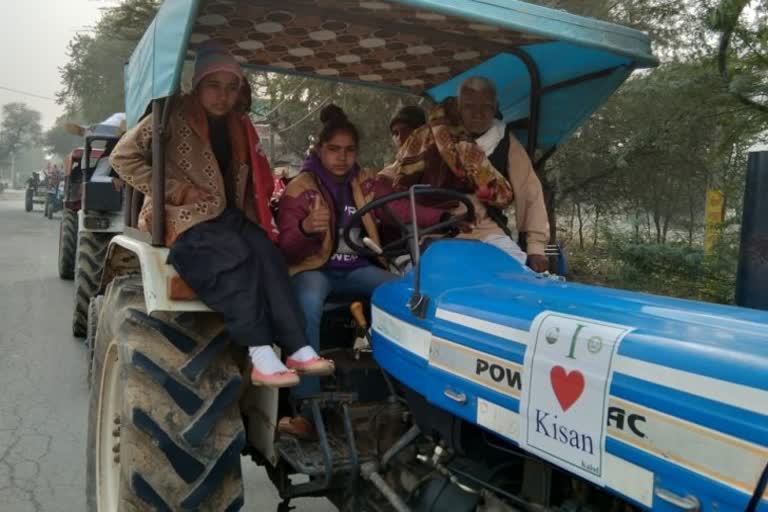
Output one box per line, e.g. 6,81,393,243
736,150,768,311
361,461,412,512
360,462,411,512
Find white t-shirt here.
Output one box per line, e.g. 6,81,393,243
91,157,113,182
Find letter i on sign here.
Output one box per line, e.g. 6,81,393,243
519,312,631,486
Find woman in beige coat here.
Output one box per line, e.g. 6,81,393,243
110,43,333,387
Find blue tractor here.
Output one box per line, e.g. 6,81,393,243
86,1,767,511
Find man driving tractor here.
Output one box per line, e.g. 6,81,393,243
379,77,550,272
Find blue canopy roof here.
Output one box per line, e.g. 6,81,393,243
125,0,657,153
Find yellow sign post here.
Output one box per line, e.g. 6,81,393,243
704,189,726,255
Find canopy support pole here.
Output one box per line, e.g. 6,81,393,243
151,98,170,247
130,188,142,228
84,139,93,174
124,186,134,227
509,48,542,159
541,66,622,95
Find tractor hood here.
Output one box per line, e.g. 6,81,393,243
371,240,768,511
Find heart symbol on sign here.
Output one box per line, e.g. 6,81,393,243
550,366,585,412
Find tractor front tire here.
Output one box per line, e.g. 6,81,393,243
86,275,245,511
25,189,33,212
73,230,111,337
58,209,77,280
45,195,54,219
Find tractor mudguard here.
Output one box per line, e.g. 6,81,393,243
101,234,282,464
100,234,211,315
371,240,768,512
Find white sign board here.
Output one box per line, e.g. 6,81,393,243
519,312,631,485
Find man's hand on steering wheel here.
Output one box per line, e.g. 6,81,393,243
527,254,549,273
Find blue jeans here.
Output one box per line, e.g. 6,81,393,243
291,265,397,403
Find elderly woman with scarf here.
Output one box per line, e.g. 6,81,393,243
109,43,333,388
277,104,397,438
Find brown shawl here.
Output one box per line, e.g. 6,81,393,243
390,98,515,209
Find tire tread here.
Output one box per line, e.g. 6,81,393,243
86,275,244,511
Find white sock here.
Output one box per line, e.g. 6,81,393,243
288,346,319,363
249,346,288,374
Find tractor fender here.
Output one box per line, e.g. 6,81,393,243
101,235,280,462
100,234,210,315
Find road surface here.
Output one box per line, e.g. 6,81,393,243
0,190,334,511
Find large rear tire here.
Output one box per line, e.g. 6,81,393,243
86,295,103,388
73,230,111,337
86,275,246,511
58,209,78,280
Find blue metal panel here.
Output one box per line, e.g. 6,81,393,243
371,239,768,510
606,438,754,512
416,241,768,388
432,317,528,365
610,373,767,446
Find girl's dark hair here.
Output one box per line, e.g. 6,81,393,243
317,104,359,147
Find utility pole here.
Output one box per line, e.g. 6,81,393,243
10,149,16,188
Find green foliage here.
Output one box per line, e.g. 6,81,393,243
707,0,768,113
44,121,82,159
551,57,765,254
253,74,420,169
10,146,48,183
56,0,160,123
0,103,43,164
567,233,739,304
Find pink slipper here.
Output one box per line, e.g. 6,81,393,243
285,357,335,376
250,368,300,388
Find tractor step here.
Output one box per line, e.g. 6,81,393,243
276,434,362,476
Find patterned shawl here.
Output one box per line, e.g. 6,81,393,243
390,98,514,209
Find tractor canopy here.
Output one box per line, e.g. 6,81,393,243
124,0,657,155
83,112,127,142
65,112,126,142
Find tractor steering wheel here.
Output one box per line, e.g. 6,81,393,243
342,187,476,259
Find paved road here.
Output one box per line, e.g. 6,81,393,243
0,190,333,511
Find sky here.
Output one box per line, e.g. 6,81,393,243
0,0,119,130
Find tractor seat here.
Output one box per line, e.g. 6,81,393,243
168,275,197,300
169,275,369,313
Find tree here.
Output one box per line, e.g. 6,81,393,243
57,0,160,123
530,0,702,56
44,120,82,159
548,59,764,246
0,103,43,161
708,0,768,113
253,73,420,169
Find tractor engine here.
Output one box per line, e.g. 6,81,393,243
363,386,638,512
